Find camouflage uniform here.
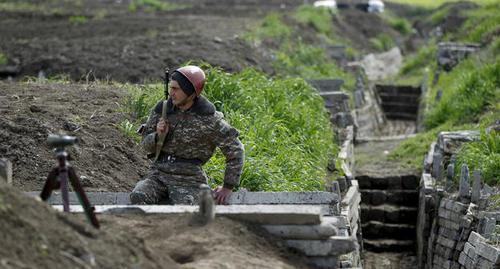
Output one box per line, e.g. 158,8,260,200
130,96,244,205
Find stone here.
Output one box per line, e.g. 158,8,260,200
421,173,434,194
331,112,354,128
475,240,500,264
52,204,324,225
471,170,481,204
306,256,338,269
227,191,340,205
262,222,338,240
286,236,358,256
432,151,443,180
0,158,12,185
446,163,455,191
437,131,480,154
424,142,437,172
459,164,470,200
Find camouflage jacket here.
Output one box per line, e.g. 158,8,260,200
141,96,244,189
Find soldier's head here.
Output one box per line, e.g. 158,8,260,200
170,65,206,109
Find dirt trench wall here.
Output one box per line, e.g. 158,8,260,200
416,131,499,269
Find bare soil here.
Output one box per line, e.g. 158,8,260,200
0,0,308,82
0,80,149,192
0,183,310,269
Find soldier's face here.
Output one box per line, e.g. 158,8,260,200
170,80,194,107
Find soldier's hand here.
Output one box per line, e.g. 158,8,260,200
213,186,232,205
156,119,169,135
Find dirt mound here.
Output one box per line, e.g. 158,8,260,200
0,182,309,268
0,182,173,269
0,80,149,192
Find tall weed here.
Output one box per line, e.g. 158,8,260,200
455,131,500,186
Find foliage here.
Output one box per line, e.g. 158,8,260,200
273,41,354,87
455,131,500,186
388,122,453,169
293,5,334,36
382,11,412,35
123,65,338,192
387,0,497,8
244,13,291,43
424,59,500,129
460,3,500,44
128,0,187,12
369,33,395,52
400,43,437,76
0,53,7,66
69,15,88,25
118,120,142,143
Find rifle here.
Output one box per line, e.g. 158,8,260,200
153,68,170,162
41,134,100,229
136,68,169,136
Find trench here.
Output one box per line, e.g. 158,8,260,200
355,83,423,268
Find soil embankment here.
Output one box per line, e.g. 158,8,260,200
0,183,308,268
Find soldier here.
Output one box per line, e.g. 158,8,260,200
130,65,244,205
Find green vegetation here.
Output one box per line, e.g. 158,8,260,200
424,59,499,129
243,13,291,43
455,131,499,186
128,0,188,12
370,33,395,51
69,15,88,25
274,41,354,84
245,5,355,88
123,65,337,191
381,11,413,35
0,53,7,66
460,3,500,44
389,3,500,183
294,5,334,35
388,0,497,8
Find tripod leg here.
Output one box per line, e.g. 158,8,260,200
69,167,100,229
40,167,60,201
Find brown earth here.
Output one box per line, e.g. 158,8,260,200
0,182,310,269
0,80,148,192
0,0,308,82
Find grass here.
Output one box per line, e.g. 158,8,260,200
387,0,497,8
369,33,395,51
455,131,500,186
128,0,189,12
123,65,338,192
460,3,500,44
244,6,355,89
0,53,7,66
381,11,413,35
244,13,292,44
424,58,500,129
69,15,88,25
293,5,334,36
273,40,355,87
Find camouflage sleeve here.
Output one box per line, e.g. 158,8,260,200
214,117,244,189
140,107,161,154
